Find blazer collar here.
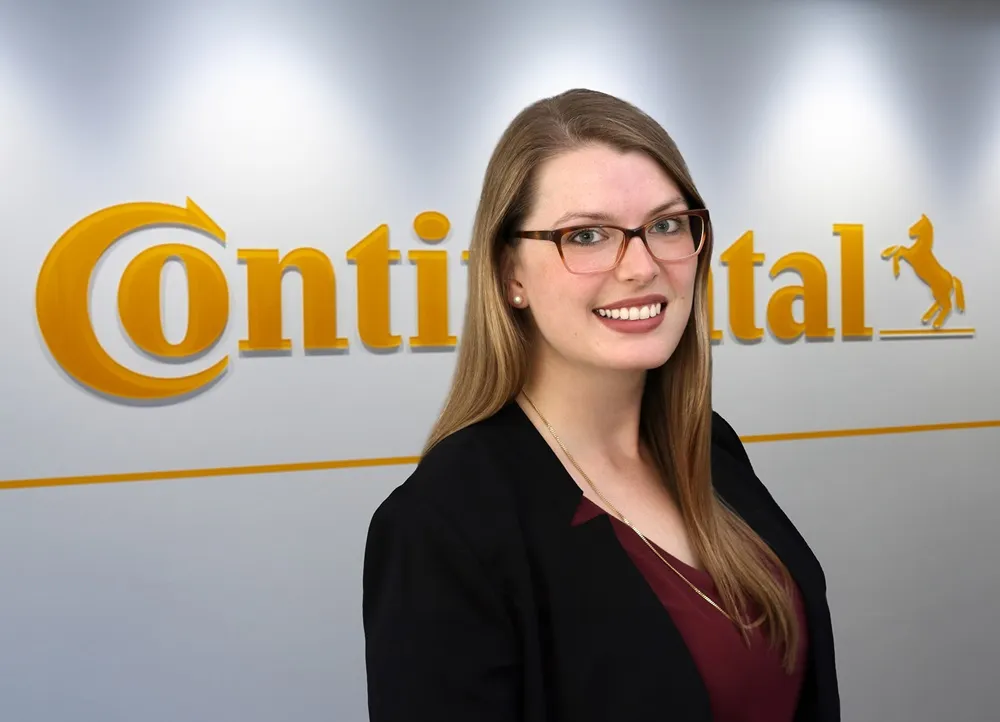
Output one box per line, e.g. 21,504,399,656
481,401,826,721
486,400,586,518
485,400,818,596
483,401,715,720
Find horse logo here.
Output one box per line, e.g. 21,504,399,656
881,214,965,329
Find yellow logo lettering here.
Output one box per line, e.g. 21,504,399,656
36,202,974,403
346,224,402,350
719,231,765,342
35,198,229,401
835,224,873,339
409,211,457,348
239,247,347,353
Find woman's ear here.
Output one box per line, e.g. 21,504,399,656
506,274,527,308
501,246,527,308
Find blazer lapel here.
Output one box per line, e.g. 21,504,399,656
488,403,713,722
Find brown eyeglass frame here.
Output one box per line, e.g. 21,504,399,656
510,208,711,274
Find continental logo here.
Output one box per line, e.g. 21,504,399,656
35,198,973,403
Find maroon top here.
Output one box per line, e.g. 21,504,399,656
572,496,809,722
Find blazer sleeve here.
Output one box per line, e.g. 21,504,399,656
711,410,828,592
362,486,520,722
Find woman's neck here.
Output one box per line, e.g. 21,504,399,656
519,354,648,466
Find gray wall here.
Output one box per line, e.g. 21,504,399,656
0,1,998,720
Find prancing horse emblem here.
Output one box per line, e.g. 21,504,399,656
881,214,965,329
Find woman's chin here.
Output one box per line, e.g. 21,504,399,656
591,346,679,372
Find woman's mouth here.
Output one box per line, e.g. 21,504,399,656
594,302,664,321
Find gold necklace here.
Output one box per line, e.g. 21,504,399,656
520,390,763,630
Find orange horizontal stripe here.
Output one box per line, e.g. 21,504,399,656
740,418,1000,444
2,418,998,491
879,328,975,336
0,455,421,491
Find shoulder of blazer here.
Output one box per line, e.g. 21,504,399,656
710,408,791,520
711,410,755,470
368,419,523,574
710,409,828,592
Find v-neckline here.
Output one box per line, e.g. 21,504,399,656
480,400,826,721
572,494,717,586
489,401,716,719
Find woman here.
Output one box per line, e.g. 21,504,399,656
362,88,840,721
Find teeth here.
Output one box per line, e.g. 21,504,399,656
597,303,663,320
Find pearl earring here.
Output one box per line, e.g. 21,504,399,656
513,295,523,306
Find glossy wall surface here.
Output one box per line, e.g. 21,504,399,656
0,0,998,719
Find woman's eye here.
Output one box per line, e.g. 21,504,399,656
652,219,679,233
568,228,605,244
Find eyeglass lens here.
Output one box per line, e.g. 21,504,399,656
559,213,704,272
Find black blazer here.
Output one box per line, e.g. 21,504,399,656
362,402,839,721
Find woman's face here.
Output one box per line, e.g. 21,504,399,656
507,143,700,374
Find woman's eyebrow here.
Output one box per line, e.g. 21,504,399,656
551,197,688,227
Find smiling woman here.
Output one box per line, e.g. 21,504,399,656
508,163,708,371
362,88,840,722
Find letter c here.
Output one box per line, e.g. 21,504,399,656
35,197,229,401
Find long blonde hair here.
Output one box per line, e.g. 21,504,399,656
423,88,800,671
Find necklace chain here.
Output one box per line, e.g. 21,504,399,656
520,390,763,630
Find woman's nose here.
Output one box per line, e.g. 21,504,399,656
615,234,659,282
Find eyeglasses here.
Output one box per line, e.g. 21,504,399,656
511,209,710,274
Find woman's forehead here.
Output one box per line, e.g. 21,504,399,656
528,147,682,226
